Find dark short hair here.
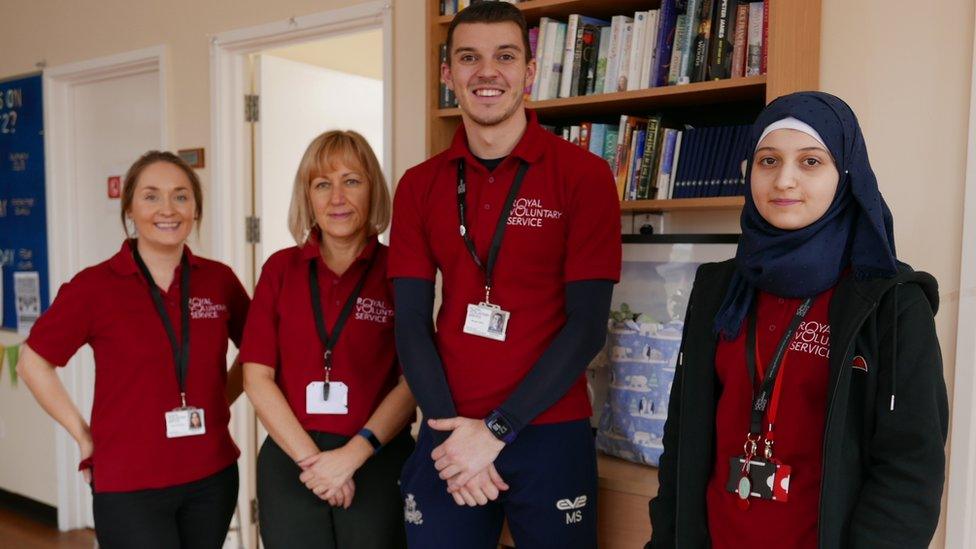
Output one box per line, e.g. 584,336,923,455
446,2,532,64
121,151,203,236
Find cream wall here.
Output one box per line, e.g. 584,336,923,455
0,0,425,506
265,28,384,79
820,2,973,547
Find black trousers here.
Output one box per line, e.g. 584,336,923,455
92,464,239,549
257,429,414,549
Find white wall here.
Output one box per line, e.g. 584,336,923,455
0,331,57,506
257,54,384,264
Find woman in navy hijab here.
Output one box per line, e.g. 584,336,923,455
647,91,948,549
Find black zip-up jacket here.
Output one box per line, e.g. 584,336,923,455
647,259,949,549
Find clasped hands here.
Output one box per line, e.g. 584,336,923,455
297,436,373,509
428,417,510,507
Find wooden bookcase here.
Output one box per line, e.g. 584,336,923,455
425,1,821,547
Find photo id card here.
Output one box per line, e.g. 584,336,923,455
725,456,792,502
463,303,510,342
306,381,349,415
165,407,206,438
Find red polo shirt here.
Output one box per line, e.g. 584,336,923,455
388,110,621,423
239,235,399,436
707,288,835,548
26,241,249,493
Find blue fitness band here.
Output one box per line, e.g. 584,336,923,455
357,428,382,454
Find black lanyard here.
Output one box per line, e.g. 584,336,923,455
744,297,813,437
131,243,191,408
308,250,375,399
456,158,530,301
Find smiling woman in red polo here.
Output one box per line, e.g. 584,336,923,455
17,151,250,548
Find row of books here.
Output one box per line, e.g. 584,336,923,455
440,0,518,16
530,1,768,102
437,1,769,107
548,118,750,201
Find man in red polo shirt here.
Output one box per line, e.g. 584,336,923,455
388,3,620,548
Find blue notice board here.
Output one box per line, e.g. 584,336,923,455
0,73,48,332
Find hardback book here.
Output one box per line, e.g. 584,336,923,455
559,15,583,98
668,130,685,198
588,123,607,157
530,18,551,100
527,26,539,96
730,3,749,78
636,116,663,199
578,19,609,95
603,127,620,165
653,0,680,87
594,26,613,93
639,10,661,89
691,0,715,82
614,116,647,199
627,129,646,200
603,16,633,93
677,0,702,84
746,2,763,76
707,0,736,80
615,19,636,92
544,21,568,99
626,11,649,91
438,44,457,108
655,129,679,199
760,0,769,74
579,122,592,150
561,16,608,98
668,15,689,86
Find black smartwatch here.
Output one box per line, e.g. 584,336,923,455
484,410,517,444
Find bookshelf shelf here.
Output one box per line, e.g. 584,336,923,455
435,75,766,119
621,196,745,213
436,0,654,25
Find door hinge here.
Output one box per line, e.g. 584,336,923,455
250,498,258,524
245,216,261,244
245,94,259,122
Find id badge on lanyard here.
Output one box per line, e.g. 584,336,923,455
456,159,528,342
727,297,813,509
305,252,375,415
131,243,206,439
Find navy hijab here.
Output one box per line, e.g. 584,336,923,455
713,91,898,339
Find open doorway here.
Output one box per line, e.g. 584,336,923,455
254,28,385,268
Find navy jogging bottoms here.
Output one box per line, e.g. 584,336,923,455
400,419,597,549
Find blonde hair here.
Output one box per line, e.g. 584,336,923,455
288,130,391,245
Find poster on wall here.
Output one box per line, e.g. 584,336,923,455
0,73,48,332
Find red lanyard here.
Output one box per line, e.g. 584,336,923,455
755,334,789,445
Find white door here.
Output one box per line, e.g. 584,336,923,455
57,66,164,529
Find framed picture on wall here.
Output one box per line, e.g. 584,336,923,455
590,234,739,466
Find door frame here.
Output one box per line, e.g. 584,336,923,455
43,44,169,531
209,3,393,545
946,6,976,546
